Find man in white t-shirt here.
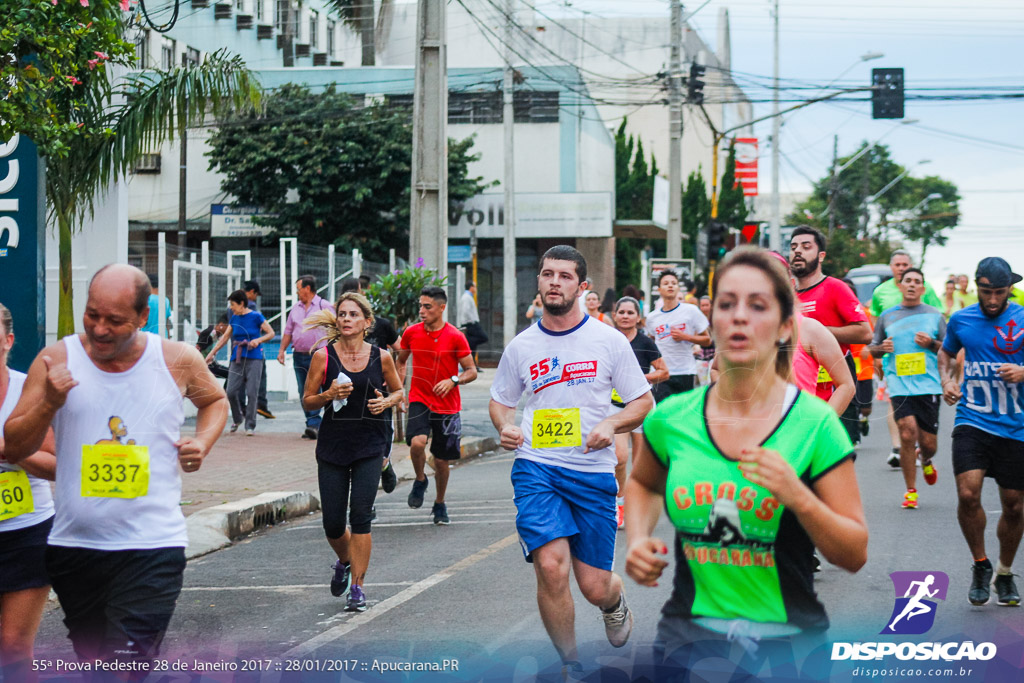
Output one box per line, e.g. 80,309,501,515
644,269,711,401
489,245,654,674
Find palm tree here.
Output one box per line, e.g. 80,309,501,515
325,0,394,66
50,51,262,335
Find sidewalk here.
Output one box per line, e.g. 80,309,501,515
180,370,501,516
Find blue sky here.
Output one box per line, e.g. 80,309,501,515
538,0,1024,282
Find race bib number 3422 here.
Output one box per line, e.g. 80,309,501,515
80,445,150,498
532,408,583,449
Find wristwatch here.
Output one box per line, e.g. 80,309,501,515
451,375,460,385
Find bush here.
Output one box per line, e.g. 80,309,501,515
363,259,448,330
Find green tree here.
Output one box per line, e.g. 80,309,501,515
682,169,710,260
206,84,494,262
613,119,659,289
49,53,262,335
0,0,134,159
788,143,959,274
716,143,748,231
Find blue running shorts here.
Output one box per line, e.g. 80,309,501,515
510,458,618,571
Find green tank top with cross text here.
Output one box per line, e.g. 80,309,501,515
643,384,853,631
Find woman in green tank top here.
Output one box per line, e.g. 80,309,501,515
623,248,868,676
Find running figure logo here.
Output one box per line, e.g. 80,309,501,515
882,571,949,635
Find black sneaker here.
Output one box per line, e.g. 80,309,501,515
969,560,993,605
302,426,319,440
330,560,351,597
408,477,429,509
886,449,901,469
432,502,450,525
860,416,869,436
345,584,367,612
994,573,1020,606
257,407,276,419
381,461,397,494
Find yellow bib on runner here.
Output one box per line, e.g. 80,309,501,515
532,408,583,449
0,470,34,521
81,444,150,498
610,388,623,403
895,352,927,377
816,366,832,384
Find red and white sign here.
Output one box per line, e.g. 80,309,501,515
734,138,759,197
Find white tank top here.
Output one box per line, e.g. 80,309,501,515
0,370,56,532
50,333,187,550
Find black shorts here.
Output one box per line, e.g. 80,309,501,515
405,402,462,460
0,517,53,593
891,394,941,434
952,425,1024,491
46,545,187,664
653,374,696,403
855,379,874,409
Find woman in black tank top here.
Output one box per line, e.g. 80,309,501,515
301,293,404,612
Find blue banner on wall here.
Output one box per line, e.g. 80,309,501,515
0,135,46,373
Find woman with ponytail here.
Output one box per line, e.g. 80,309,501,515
302,293,404,613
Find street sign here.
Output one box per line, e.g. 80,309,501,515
447,244,472,263
210,204,275,238
0,135,46,373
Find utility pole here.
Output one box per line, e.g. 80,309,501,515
502,0,517,346
828,134,837,237
178,127,187,250
410,0,448,277
769,0,781,252
666,1,684,259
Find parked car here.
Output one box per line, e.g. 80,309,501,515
844,264,892,306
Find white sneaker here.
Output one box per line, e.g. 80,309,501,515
602,591,633,648
886,450,900,468
245,429,255,437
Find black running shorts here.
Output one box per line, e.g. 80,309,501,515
891,394,941,435
952,425,1024,491
405,402,462,460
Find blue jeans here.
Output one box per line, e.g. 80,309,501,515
293,351,321,428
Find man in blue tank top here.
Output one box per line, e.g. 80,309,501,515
4,264,229,670
939,257,1024,608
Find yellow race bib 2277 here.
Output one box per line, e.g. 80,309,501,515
895,352,927,377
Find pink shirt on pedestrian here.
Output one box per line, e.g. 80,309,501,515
283,295,332,352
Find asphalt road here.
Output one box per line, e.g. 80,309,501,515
30,399,1024,681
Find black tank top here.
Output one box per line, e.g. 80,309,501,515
315,343,391,466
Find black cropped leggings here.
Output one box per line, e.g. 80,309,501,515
318,456,382,537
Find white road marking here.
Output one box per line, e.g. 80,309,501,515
181,582,416,592
282,533,519,657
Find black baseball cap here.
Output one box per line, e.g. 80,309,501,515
975,258,1022,288
243,280,261,294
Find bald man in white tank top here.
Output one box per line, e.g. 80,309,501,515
4,264,228,668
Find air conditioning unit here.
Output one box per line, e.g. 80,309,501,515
214,2,232,19
236,13,253,29
133,153,161,174
294,43,310,58
257,24,274,39
312,52,327,66
191,0,210,7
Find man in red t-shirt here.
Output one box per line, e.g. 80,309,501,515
397,286,477,525
790,226,871,444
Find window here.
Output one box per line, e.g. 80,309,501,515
449,92,502,124
514,91,560,123
255,0,263,22
309,9,319,48
235,0,245,11
327,20,335,57
183,46,200,66
134,30,149,69
161,37,176,70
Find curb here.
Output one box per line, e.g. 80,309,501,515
185,491,320,559
183,437,501,559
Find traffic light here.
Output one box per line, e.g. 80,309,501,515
687,63,706,104
871,68,904,119
707,221,728,263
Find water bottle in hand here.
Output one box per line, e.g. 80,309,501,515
333,372,351,412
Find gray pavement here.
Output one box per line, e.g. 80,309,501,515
26,395,1024,682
